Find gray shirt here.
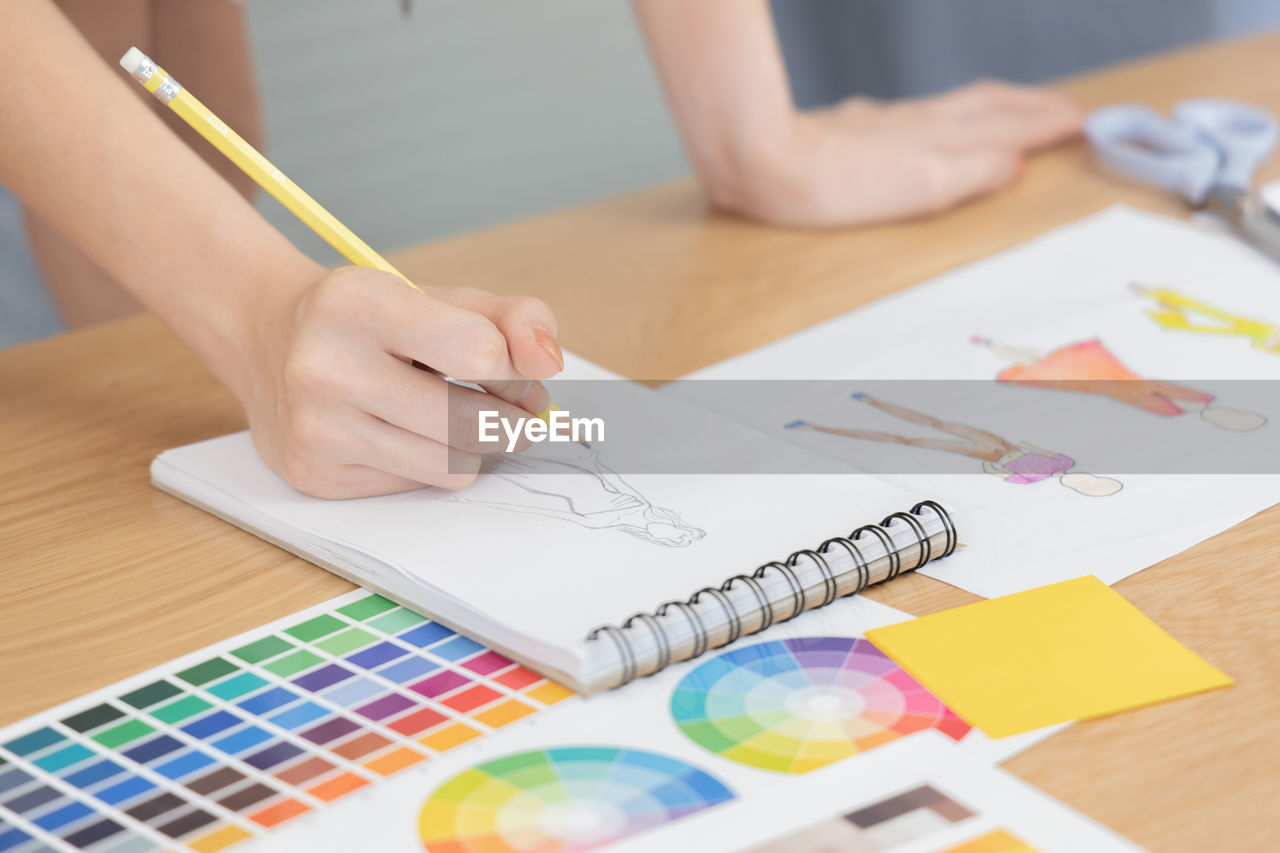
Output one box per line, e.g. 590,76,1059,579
771,0,1280,107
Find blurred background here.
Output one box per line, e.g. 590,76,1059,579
5,0,1280,347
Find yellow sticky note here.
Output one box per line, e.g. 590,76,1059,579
865,576,1232,737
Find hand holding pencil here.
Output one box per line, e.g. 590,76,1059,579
113,46,566,497
1,7,563,498
238,266,564,497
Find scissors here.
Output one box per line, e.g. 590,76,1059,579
1085,98,1280,262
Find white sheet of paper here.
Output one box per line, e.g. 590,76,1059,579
153,351,936,684
673,206,1280,598
1,586,1047,853
610,731,1142,853
226,595,1040,853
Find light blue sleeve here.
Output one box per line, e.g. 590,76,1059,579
0,185,64,348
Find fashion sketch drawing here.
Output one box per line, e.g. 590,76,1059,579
972,335,1265,431
787,393,1123,496
1133,283,1280,355
448,442,706,547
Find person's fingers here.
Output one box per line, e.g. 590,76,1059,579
299,465,426,500
927,81,1084,152
352,413,483,490
259,360,503,498
252,410,429,500
355,356,539,454
934,108,1081,154
306,270,519,382
932,79,1055,116
832,85,1080,158
490,296,564,382
308,269,548,413
1024,91,1086,149
434,287,564,381
427,286,559,414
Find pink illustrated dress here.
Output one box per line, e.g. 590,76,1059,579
996,339,1213,417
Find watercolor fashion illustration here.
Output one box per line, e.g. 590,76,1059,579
972,336,1266,430
448,442,706,547
1133,284,1280,355
787,393,1123,496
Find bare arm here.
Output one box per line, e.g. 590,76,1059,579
1,0,563,498
0,0,305,380
632,0,1082,227
631,0,798,219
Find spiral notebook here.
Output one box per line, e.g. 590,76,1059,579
152,360,957,694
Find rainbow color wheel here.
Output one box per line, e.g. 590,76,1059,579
418,746,734,852
672,636,971,773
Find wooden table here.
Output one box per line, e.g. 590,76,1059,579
6,30,1280,851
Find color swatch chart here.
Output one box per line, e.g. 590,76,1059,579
0,591,573,853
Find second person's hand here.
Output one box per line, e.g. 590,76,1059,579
633,0,1084,229
716,80,1084,227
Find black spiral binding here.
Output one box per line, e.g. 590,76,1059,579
587,500,957,687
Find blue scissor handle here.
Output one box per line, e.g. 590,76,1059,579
1085,104,1220,204
1173,98,1279,192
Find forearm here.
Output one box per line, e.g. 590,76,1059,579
631,0,799,215
633,1,1082,227
0,0,320,397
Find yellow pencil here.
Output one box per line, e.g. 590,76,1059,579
119,47,558,419
122,46,558,417
121,47,413,288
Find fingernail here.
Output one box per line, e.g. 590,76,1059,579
533,326,564,372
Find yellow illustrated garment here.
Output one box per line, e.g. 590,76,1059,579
1135,285,1280,353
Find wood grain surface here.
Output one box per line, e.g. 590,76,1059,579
4,31,1280,852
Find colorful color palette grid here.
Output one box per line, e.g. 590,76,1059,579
0,591,574,853
418,746,735,852
672,637,971,773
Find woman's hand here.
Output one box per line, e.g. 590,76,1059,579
634,0,1084,228
3,3,565,500
234,267,564,499
724,80,1084,227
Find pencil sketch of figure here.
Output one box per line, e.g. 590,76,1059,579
1133,283,1280,355
448,443,706,547
973,335,1266,431
786,393,1123,496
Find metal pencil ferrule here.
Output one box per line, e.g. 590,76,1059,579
155,76,182,105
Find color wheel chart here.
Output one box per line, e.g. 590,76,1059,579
672,637,970,773
418,747,734,853
0,591,573,853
